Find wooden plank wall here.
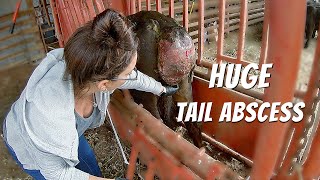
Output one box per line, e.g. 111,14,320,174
137,0,265,43
0,8,45,69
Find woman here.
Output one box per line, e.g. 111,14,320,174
2,9,177,180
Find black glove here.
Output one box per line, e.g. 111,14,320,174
115,178,128,180
161,85,179,96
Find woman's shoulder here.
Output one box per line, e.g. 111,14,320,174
46,48,64,60
25,48,73,104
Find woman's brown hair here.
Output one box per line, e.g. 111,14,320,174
64,9,138,95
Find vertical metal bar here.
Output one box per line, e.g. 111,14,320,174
259,0,269,68
94,0,105,13
156,0,161,13
71,0,85,25
225,1,229,35
41,0,52,26
138,0,142,12
59,0,76,42
86,0,97,19
217,0,226,63
125,0,130,15
35,0,49,53
64,0,79,29
146,0,151,11
144,162,156,180
49,0,64,47
80,1,91,22
131,0,136,14
301,34,320,134
126,145,138,180
169,0,174,18
183,0,189,31
303,110,320,179
236,0,248,62
197,0,204,66
277,9,320,177
68,0,80,26
250,0,305,179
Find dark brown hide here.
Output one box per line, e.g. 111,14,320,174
128,11,202,147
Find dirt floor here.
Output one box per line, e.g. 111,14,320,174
0,24,316,179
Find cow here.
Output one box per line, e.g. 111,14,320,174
312,4,320,38
127,11,203,148
305,1,317,48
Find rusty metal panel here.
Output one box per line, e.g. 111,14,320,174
192,77,262,160
108,90,242,179
50,0,129,46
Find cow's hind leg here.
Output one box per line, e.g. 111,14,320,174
131,90,162,120
173,78,203,148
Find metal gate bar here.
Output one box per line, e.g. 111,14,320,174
250,0,305,179
303,109,320,179
236,0,248,63
276,17,320,178
108,91,241,179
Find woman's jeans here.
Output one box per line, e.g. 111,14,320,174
3,120,102,179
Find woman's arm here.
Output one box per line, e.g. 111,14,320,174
118,70,164,96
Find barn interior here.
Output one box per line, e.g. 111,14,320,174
0,0,319,179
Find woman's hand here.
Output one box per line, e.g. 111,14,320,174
160,85,179,96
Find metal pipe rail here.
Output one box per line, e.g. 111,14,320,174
109,90,243,179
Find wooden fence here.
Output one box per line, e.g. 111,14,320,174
137,0,265,44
